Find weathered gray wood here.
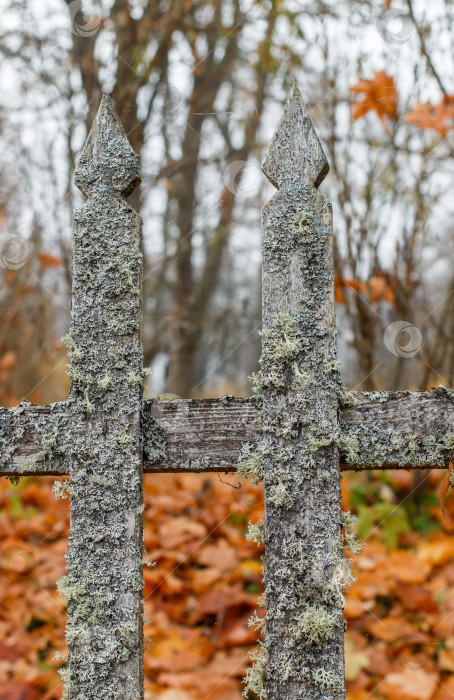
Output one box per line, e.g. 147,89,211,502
2,85,454,700
0,401,71,475
3,390,454,475
143,397,261,471
0,399,260,475
339,387,454,469
63,94,144,699
261,86,344,699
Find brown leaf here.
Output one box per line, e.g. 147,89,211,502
194,540,238,571
0,640,23,661
405,95,454,136
394,581,438,612
39,252,61,268
334,275,367,304
350,70,398,123
0,685,40,700
417,535,454,567
380,669,438,700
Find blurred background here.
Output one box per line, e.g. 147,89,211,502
2,0,454,698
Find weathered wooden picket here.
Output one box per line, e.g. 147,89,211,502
1,87,454,699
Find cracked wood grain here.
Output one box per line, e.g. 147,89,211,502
260,85,344,699
2,391,454,476
64,94,144,700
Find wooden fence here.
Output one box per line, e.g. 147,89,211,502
1,86,454,700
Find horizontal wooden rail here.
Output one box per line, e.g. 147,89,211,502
339,388,454,470
1,388,454,476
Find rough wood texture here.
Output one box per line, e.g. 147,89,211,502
64,95,144,699
0,402,71,476
0,399,260,475
2,390,454,476
339,387,454,469
2,86,454,700
261,86,344,699
143,397,260,471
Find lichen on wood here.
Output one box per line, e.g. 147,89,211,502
4,391,454,480
62,94,145,699
260,85,344,699
0,401,71,479
339,388,454,470
2,85,454,700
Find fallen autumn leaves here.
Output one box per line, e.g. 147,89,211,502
1,470,454,699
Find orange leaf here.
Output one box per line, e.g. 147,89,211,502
335,275,367,304
368,274,395,304
438,454,454,516
0,350,18,371
350,70,398,124
0,685,40,700
39,252,61,268
405,95,454,136
380,669,438,700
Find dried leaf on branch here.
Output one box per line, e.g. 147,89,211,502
350,70,398,123
405,96,454,136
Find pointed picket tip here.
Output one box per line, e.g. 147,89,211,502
262,84,329,190
74,94,141,198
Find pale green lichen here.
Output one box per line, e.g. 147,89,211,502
292,209,314,244
363,390,390,403
97,372,113,391
23,435,65,471
308,434,336,453
268,479,294,508
338,434,360,463
326,359,341,373
114,427,134,446
338,387,359,407
248,608,266,635
243,642,267,699
62,333,84,362
59,666,71,700
260,311,302,392
57,575,84,602
53,480,71,500
83,387,95,414
290,603,338,644
237,442,263,484
292,362,310,388
313,666,344,690
341,510,364,555
247,519,265,546
127,372,143,386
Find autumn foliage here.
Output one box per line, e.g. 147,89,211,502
350,69,454,138
3,28,454,700
1,468,454,700
350,71,398,124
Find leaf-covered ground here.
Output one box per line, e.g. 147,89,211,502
0,469,454,700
